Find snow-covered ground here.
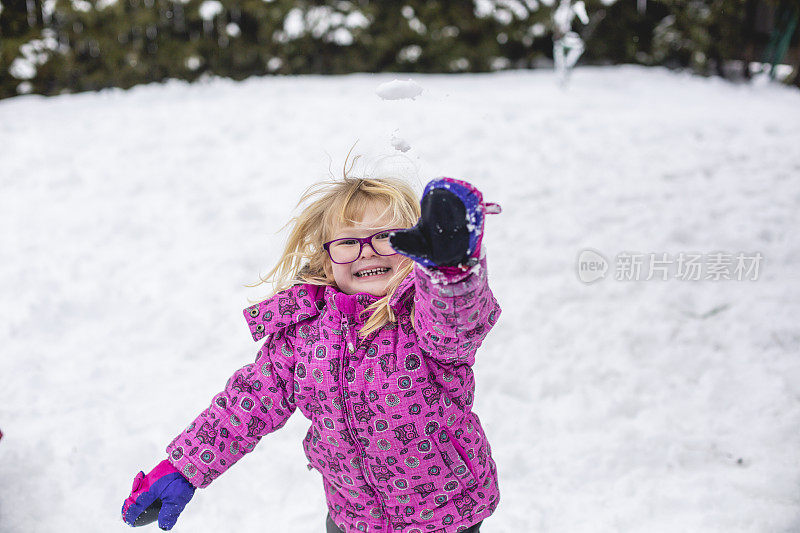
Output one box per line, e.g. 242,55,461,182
1,66,799,533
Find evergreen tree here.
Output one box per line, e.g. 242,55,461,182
1,0,796,99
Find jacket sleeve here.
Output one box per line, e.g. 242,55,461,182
412,254,501,366
165,328,297,488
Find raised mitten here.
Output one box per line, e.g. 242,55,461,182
390,177,500,268
121,459,195,530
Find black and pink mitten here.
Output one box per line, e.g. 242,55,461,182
390,177,501,268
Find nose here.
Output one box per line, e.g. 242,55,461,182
360,242,378,259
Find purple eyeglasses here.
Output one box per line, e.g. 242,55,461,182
323,228,404,264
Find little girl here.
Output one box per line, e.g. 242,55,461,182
122,175,502,533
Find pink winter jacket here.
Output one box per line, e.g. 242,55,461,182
166,258,501,532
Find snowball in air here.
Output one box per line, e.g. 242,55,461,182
376,79,423,101
391,133,411,153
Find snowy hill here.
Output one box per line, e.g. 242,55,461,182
1,66,799,533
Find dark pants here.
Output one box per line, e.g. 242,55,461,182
326,515,482,532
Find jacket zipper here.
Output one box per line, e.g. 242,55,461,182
340,316,389,530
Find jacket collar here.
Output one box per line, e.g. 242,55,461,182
243,274,415,341
243,284,325,342
326,289,379,321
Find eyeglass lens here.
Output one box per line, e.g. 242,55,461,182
328,231,396,264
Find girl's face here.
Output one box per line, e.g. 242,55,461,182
327,202,406,296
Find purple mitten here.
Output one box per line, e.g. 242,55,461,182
122,459,195,530
390,177,501,268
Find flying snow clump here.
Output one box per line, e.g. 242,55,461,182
376,79,424,101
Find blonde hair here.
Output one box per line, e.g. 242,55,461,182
248,175,421,337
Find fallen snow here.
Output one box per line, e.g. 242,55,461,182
283,8,304,40
225,22,241,38
198,0,222,21
0,66,799,533
8,58,36,80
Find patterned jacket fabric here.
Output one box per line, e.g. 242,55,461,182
165,258,501,533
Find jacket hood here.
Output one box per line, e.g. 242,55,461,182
243,274,415,342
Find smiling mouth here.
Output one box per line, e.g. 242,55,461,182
354,267,391,278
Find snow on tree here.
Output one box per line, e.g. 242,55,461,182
552,0,589,87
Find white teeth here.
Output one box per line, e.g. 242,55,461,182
355,267,390,278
